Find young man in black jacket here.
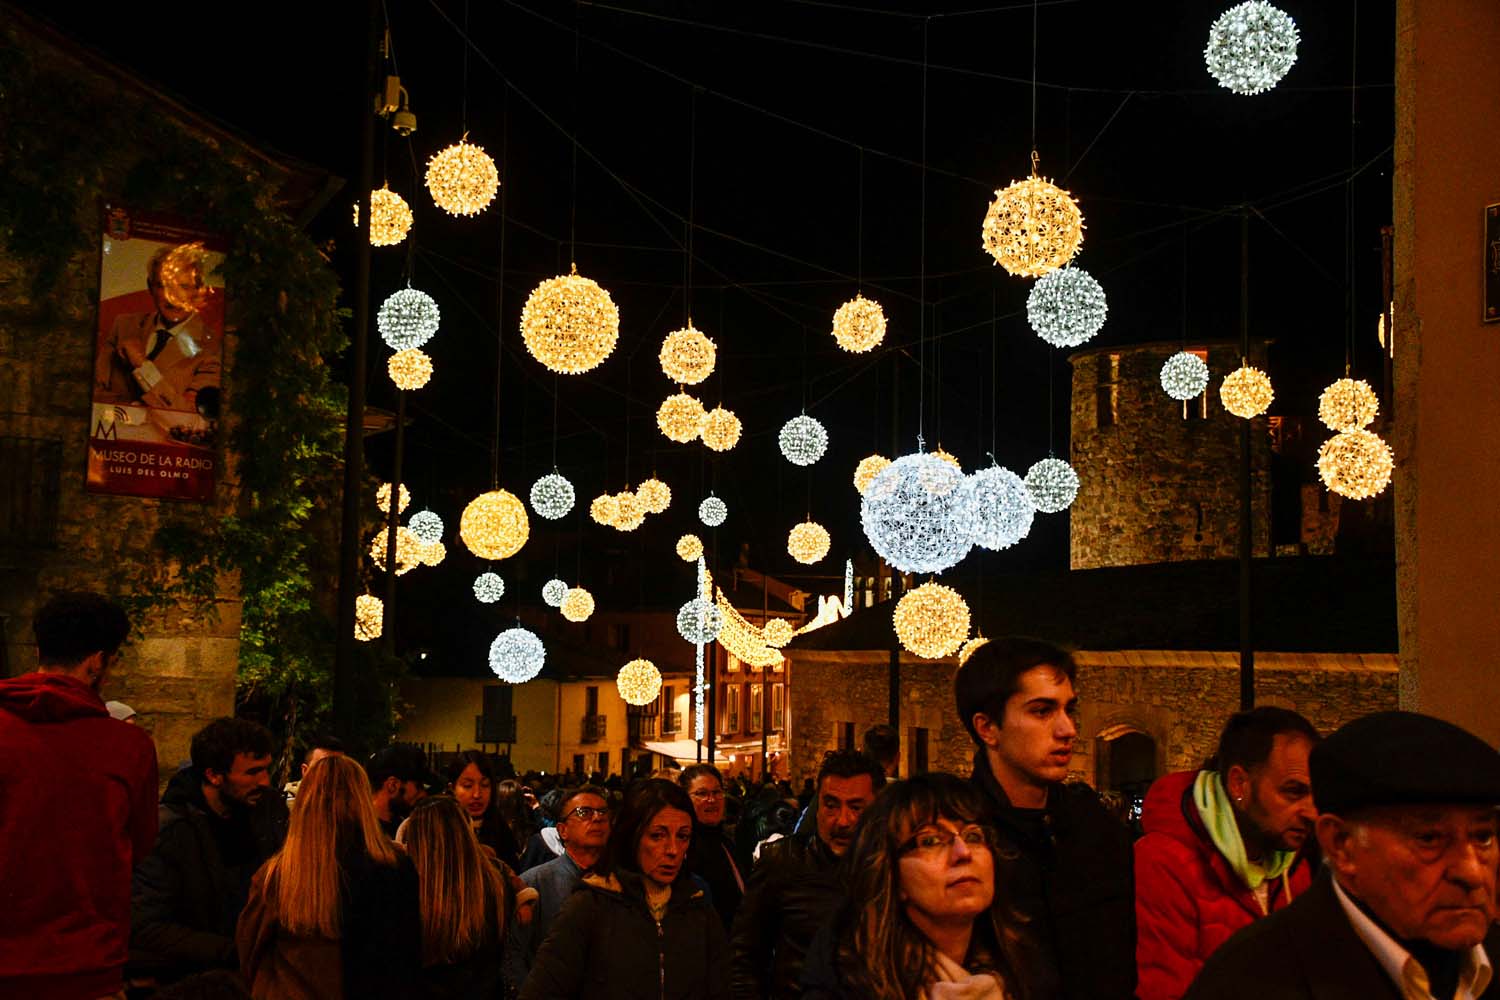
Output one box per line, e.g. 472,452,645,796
955,636,1136,1000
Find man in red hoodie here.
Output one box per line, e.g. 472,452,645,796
0,592,159,1000
1134,706,1320,1000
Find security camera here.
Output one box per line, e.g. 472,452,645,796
392,108,417,136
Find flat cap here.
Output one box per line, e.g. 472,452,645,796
1311,711,1500,815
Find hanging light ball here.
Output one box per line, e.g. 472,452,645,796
893,582,971,659
353,184,414,247
542,578,568,608
520,264,620,375
377,482,411,515
1160,351,1211,401
762,618,796,648
377,288,440,351
612,491,645,532
854,454,892,495
932,448,962,472
958,635,990,666
635,477,672,515
676,534,704,562
677,596,724,644
387,348,434,390
530,472,576,521
1318,429,1394,500
459,490,530,561
700,406,742,452
473,572,505,604
416,539,446,566
831,294,887,352
657,393,707,443
589,494,618,526
860,453,974,574
1024,458,1079,514
1220,365,1275,419
425,138,500,217
962,465,1036,551
488,626,545,684
369,526,424,575
779,414,829,466
699,495,728,527
407,509,444,544
354,594,383,642
981,171,1085,278
560,586,595,623
1318,378,1380,431
659,325,717,385
787,520,831,565
616,658,663,706
1026,266,1107,348
1205,1,1300,96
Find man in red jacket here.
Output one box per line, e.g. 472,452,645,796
1134,707,1320,1000
0,592,159,1000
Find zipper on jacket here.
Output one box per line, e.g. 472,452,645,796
657,919,666,1000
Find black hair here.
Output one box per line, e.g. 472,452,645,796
190,717,273,778
861,724,900,767
817,749,887,794
954,636,1078,744
301,734,347,766
677,763,724,790
33,592,130,667
604,778,696,877
1212,707,1321,775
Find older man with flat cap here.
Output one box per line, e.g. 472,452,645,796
1186,711,1500,1000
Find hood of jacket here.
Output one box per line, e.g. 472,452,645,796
1139,769,1204,849
0,671,107,723
160,763,209,813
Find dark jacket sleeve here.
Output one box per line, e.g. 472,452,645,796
705,902,732,1000
795,919,845,1000
130,820,236,968
129,737,159,865
728,856,782,1000
517,889,595,1000
342,856,423,1000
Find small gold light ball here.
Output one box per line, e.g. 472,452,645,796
932,448,961,471
1318,378,1380,431
616,658,662,706
353,184,414,246
520,264,620,375
787,520,831,565
590,494,619,526
676,534,704,562
893,582,971,659
1318,428,1393,500
958,635,990,666
1220,365,1275,419
376,482,411,515
387,348,433,390
369,526,423,575
657,393,707,443
981,173,1085,278
560,586,596,623
354,594,384,641
659,325,717,385
612,491,645,532
831,294,887,352
459,490,530,561
425,139,500,217
763,618,796,647
854,454,892,494
636,477,671,514
415,539,446,566
701,406,742,452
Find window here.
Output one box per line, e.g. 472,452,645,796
1095,353,1120,429
476,685,515,743
572,754,586,776
0,437,62,548
597,751,610,776
724,685,741,734
585,685,599,716
772,683,785,731
837,721,855,751
748,684,764,733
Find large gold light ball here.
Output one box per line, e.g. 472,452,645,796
612,491,645,532
893,582,971,659
387,348,433,390
981,172,1085,278
636,477,671,514
369,526,423,575
831,294,887,353
1318,378,1380,431
354,594,384,641
1220,365,1275,419
590,493,619,526
425,138,500,217
616,658,662,706
701,406,742,452
520,264,620,375
657,393,707,443
659,325,717,385
676,534,704,562
459,490,529,561
854,454,892,494
376,482,411,515
1318,428,1393,500
353,184,414,247
763,618,796,647
787,520,831,565
560,586,595,623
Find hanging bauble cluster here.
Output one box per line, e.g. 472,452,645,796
408,510,444,544
1317,429,1394,500
831,294,887,352
659,325,717,385
560,586,595,623
369,526,424,575
762,618,796,647
1160,351,1211,401
963,465,1036,551
354,594,384,642
779,414,829,466
589,494,619,526
1318,378,1380,431
981,162,1085,278
677,596,724,644
473,572,505,604
459,490,530,561
377,482,411,515
860,452,974,574
616,658,663,706
853,455,892,495
388,348,433,390
958,635,990,666
1205,1,1300,96
520,264,620,375
700,406,742,452
416,540,446,566
488,626,545,684
1027,267,1107,348
1220,365,1274,418
699,495,728,527
530,472,576,521
1025,458,1079,514
676,534,703,562
635,477,672,514
787,520,831,565
378,288,440,351
425,137,500,217
542,578,568,608
893,583,971,659
612,492,645,532
657,392,707,443
353,184,414,247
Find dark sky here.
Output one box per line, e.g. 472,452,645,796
22,1,1397,661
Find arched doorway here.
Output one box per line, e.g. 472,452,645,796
1095,724,1159,830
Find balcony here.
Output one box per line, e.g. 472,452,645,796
581,714,607,743
474,715,517,744
628,713,658,742
661,711,683,735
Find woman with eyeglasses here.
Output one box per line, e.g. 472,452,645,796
518,778,728,1000
799,772,1034,1000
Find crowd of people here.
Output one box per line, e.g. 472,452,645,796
5,590,1500,1000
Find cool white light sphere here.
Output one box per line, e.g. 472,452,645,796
677,597,725,644
1160,351,1211,401
488,626,545,683
542,578,568,608
529,472,575,520
1026,267,1107,348
473,572,505,604
859,452,974,574
1205,1,1300,96
699,495,727,527
1025,458,1079,514
962,465,1036,551
407,509,444,544
377,288,440,351
778,414,829,467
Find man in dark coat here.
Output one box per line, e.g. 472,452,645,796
1186,711,1500,1000
955,636,1136,1000
680,763,746,932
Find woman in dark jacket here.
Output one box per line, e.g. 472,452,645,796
518,779,729,1000
446,750,522,870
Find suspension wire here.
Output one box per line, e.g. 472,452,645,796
1344,0,1358,376
917,16,929,447
490,89,510,489
1047,346,1055,457
461,0,470,133
1030,0,1039,153
569,0,581,262
687,88,697,325
991,289,998,457
550,374,559,468
856,146,865,290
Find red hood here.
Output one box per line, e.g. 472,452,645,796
1140,769,1204,848
0,672,108,723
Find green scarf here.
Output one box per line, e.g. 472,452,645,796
1193,770,1297,891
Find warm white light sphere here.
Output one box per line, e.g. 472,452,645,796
1160,351,1211,401
677,597,725,644
542,578,568,608
377,288,440,351
779,414,829,466
408,509,444,544
616,658,663,706
1025,458,1079,514
488,627,545,683
859,452,974,574
699,495,727,527
530,473,576,520
962,465,1036,551
473,572,505,604
1026,267,1107,348
1205,1,1300,96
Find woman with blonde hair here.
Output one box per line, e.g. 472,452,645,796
236,754,420,999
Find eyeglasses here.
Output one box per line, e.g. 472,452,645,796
689,789,724,801
898,825,990,858
568,806,610,821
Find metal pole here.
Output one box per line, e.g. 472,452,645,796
382,390,407,650
1238,208,1255,711
761,572,769,780
888,349,901,729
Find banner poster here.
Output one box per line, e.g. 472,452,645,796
88,205,227,501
